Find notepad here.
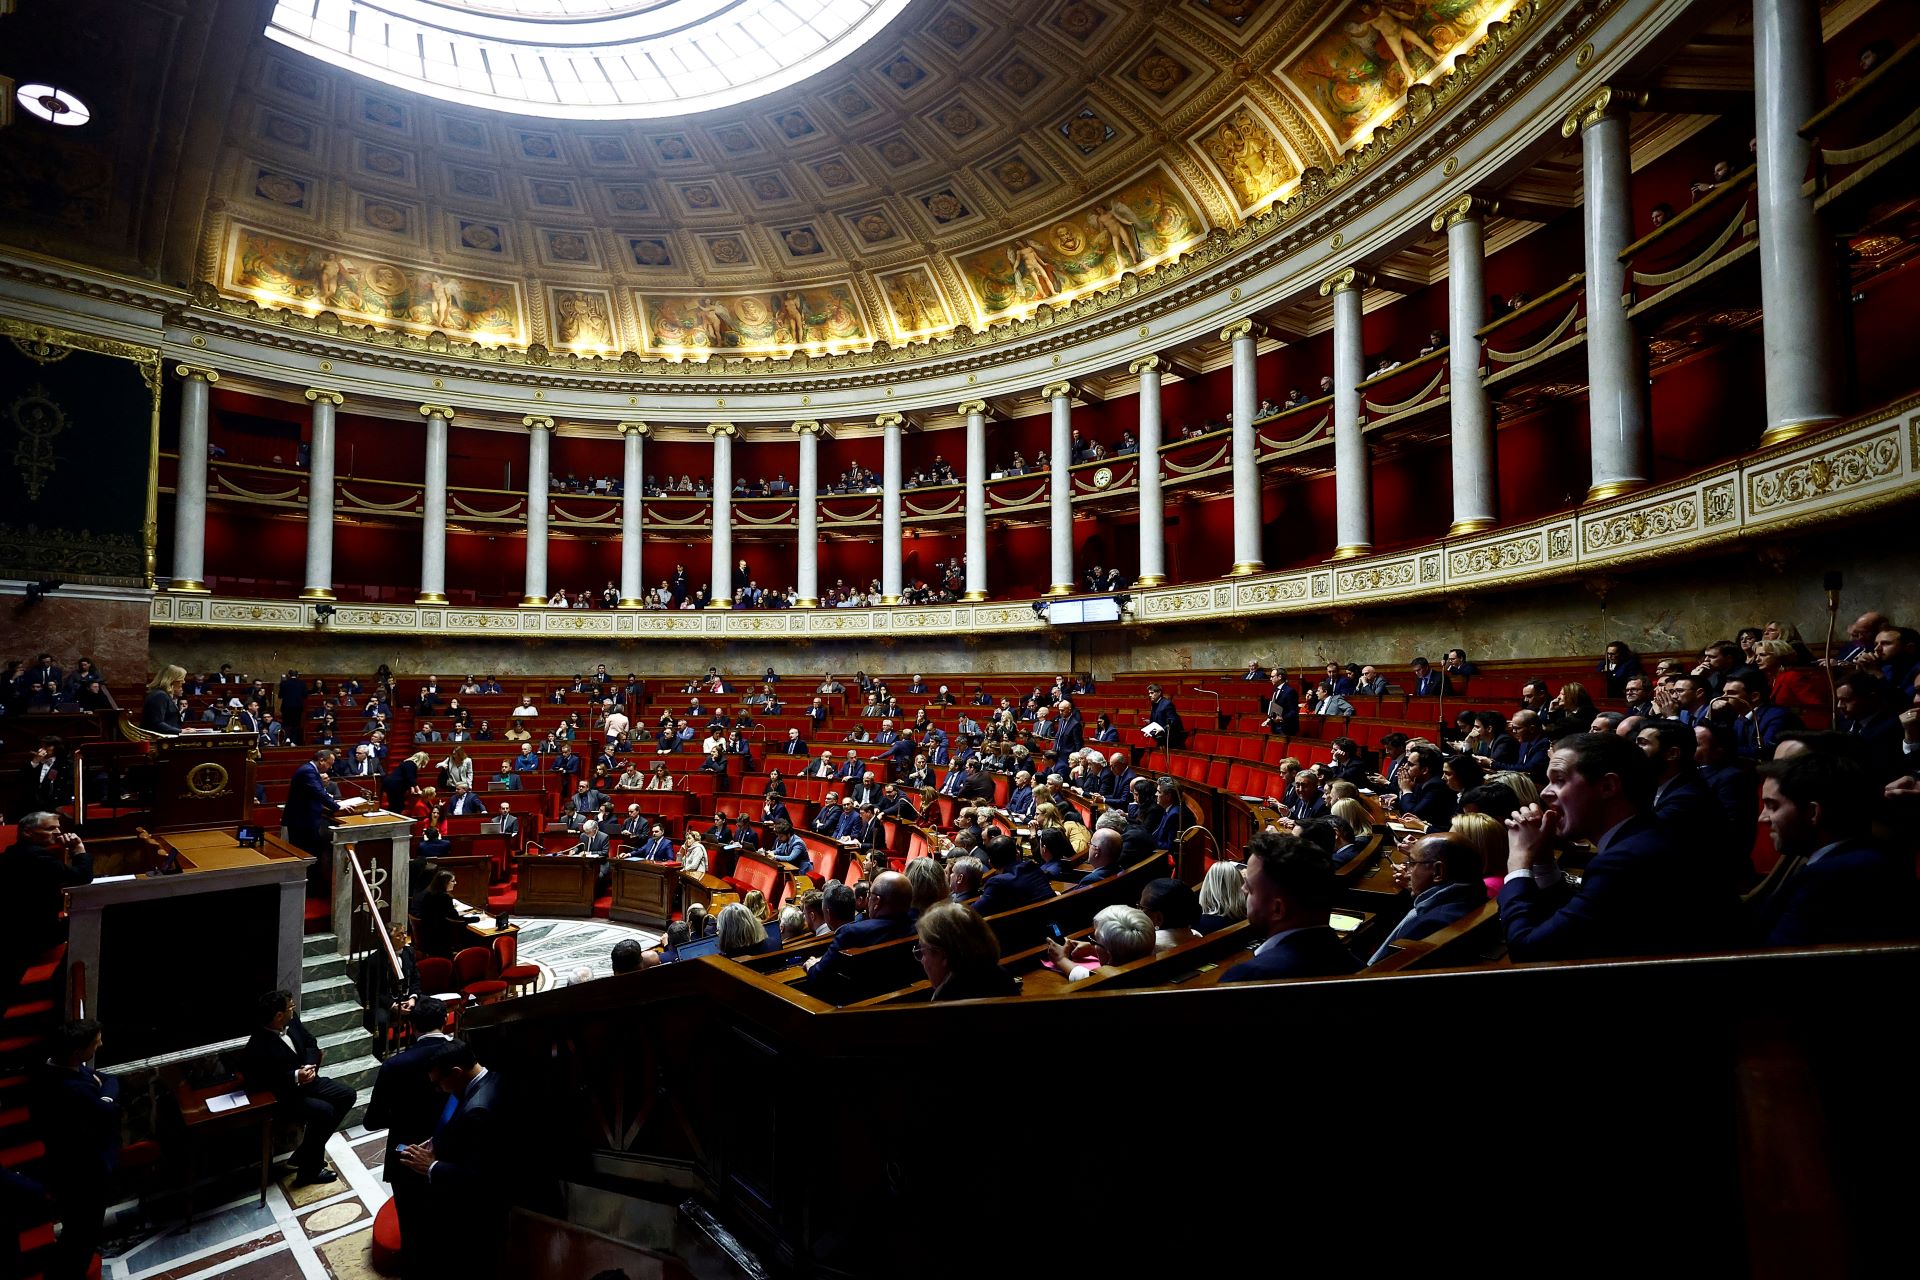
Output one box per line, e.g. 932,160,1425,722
206,1089,250,1113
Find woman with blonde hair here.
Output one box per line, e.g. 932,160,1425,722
1487,770,1539,808
384,749,431,812
1196,859,1248,933
716,902,768,958
903,855,947,912
1754,638,1824,713
915,901,1017,1001
740,888,768,922
1448,811,1509,898
677,829,710,877
142,664,187,734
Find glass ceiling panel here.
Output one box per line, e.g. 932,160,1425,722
266,0,914,118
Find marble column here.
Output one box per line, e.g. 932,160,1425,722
520,415,556,606
877,412,905,605
706,422,735,608
416,404,453,604
1222,319,1265,575
1043,381,1075,596
1754,0,1843,445
1432,195,1499,535
300,388,342,599
1563,87,1649,502
617,421,648,607
792,420,822,607
958,400,989,600
1319,269,1373,560
169,364,218,592
1130,356,1167,586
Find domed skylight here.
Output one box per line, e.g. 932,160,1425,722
265,0,916,119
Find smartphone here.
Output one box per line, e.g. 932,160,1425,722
1045,921,1065,944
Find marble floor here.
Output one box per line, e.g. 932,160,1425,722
90,915,656,1279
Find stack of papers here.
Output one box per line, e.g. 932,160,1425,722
206,1089,251,1113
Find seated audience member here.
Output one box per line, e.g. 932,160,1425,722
2,811,94,981
1032,826,1079,880
818,882,857,936
1367,834,1488,964
1393,744,1456,831
1635,718,1745,884
1500,732,1736,961
716,902,771,958
947,856,985,902
1835,673,1903,779
1327,801,1373,865
801,871,917,1001
971,835,1056,915
1140,878,1201,954
904,856,948,912
917,901,1019,1001
1075,828,1124,887
31,1018,121,1280
1047,904,1157,981
1287,768,1330,824
1197,858,1249,933
240,989,354,1186
1221,833,1361,984
611,938,654,975
1750,749,1917,947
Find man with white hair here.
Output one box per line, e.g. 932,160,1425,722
1075,827,1124,887
1054,699,1085,753
1103,751,1138,806
617,803,647,840
1047,903,1155,981
811,790,845,836
2,812,93,980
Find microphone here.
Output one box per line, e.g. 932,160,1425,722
1823,569,1842,612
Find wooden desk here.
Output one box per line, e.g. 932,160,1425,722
176,1081,277,1223
422,854,494,903
515,855,599,917
610,858,677,928
681,872,738,916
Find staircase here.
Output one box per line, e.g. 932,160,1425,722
300,933,381,1125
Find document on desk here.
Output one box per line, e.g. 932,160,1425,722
206,1089,251,1114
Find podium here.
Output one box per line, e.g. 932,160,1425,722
67,829,309,1067
610,859,678,928
326,811,415,958
73,730,257,832
516,855,598,917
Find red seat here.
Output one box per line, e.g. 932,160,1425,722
417,956,455,993
495,932,540,997
372,1197,403,1271
1225,764,1252,796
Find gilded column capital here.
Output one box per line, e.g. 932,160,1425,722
1041,381,1074,401
1318,267,1372,297
617,420,651,437
1219,318,1265,344
1561,84,1644,138
522,414,557,432
1430,194,1499,232
302,387,344,405
955,400,988,417
791,419,825,435
174,364,220,383
1128,355,1164,376
418,403,456,421
874,412,905,430
705,421,738,438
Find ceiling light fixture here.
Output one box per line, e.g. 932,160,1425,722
15,83,90,127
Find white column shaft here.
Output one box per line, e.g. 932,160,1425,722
1446,216,1498,531
1230,331,1263,571
964,410,988,598
418,416,449,601
1332,287,1372,554
1049,394,1073,591
302,399,336,595
1754,0,1843,437
619,431,644,604
709,434,732,605
523,429,551,603
796,430,819,604
1136,368,1166,584
172,375,211,588
1581,113,1649,496
881,423,904,601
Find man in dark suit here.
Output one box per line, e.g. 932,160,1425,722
277,670,308,746
32,1019,120,1280
615,804,648,840
286,748,346,859
971,835,1056,915
1220,833,1362,983
364,999,452,1274
1102,753,1138,807
1264,670,1301,737
1053,700,1085,754
1489,710,1551,784
395,1041,533,1280
1366,835,1489,964
550,746,583,776
837,753,867,782
811,792,845,836
239,989,354,1186
1500,732,1736,961
1409,657,1444,698
800,870,917,1002
1287,769,1330,825
1636,718,1744,885
1750,748,1917,947
493,803,520,840
1394,744,1456,831
1145,683,1185,750
446,783,487,818
1835,673,1904,780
